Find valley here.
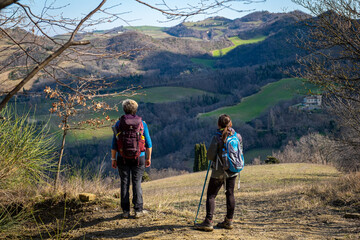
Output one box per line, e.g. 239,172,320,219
1,10,335,173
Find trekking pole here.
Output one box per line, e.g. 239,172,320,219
194,161,211,224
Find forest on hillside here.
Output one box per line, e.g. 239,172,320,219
0,1,358,176
0,7,342,174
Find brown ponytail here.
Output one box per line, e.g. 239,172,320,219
218,114,232,143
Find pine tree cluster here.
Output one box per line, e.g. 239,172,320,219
193,143,208,172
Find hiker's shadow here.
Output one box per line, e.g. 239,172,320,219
74,224,186,239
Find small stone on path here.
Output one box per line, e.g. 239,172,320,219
79,193,96,202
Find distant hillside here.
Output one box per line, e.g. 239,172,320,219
216,21,309,68
165,11,310,40
1,10,333,173
199,78,304,122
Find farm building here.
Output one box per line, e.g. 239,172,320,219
302,95,322,110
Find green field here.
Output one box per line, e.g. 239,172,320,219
199,78,305,122
124,26,172,38
191,35,267,68
67,127,113,143
9,86,214,143
106,86,213,104
183,18,230,30
244,148,278,164
212,36,267,57
190,58,216,68
67,87,216,142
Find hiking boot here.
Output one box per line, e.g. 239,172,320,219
216,217,233,229
134,210,148,219
120,211,130,219
194,218,214,232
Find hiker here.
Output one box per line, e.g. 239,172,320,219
195,114,243,231
111,99,152,219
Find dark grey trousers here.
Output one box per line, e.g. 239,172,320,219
117,156,145,212
206,176,236,220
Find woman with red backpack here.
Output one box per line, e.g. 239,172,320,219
195,114,243,231
111,99,152,219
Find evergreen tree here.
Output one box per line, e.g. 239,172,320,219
193,144,200,172
194,143,208,172
200,143,208,170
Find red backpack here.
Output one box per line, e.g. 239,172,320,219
116,114,145,159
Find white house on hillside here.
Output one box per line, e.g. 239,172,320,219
302,95,322,110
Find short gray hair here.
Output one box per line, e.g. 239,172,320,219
122,99,138,115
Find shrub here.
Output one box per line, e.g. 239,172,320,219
307,172,360,211
252,157,261,165
0,108,56,235
0,108,56,190
265,156,279,164
273,133,337,165
142,171,151,182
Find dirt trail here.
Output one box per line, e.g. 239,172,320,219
26,164,360,239
39,189,359,239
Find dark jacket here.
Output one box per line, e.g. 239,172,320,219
207,128,242,179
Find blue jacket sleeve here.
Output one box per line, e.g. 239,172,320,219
143,121,152,148
111,120,120,151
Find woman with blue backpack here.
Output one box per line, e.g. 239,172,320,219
195,114,244,231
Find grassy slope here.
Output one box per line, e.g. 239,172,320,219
200,78,304,122
105,86,214,104
191,36,267,68
26,163,360,239
67,87,214,142
143,163,339,213
183,19,230,30
212,36,266,57
245,148,277,163
124,26,172,39
10,86,214,143
190,58,216,69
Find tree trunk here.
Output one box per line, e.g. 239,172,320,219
0,0,18,10
0,40,89,111
54,123,68,191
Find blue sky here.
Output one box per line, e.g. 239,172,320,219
27,0,308,32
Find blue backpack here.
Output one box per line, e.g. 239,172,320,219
220,132,244,173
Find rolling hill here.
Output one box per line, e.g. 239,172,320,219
199,78,304,122
1,10,332,173
165,11,310,40
212,35,267,57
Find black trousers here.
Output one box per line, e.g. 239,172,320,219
117,156,145,212
205,176,236,221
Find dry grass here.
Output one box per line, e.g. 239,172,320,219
148,168,189,181
142,163,340,220
306,172,360,212
0,68,40,92
4,163,360,239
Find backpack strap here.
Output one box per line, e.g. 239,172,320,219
214,132,224,170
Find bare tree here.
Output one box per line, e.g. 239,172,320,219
292,0,360,171
274,133,338,165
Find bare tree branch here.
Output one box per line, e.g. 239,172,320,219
0,0,106,110
0,0,18,10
